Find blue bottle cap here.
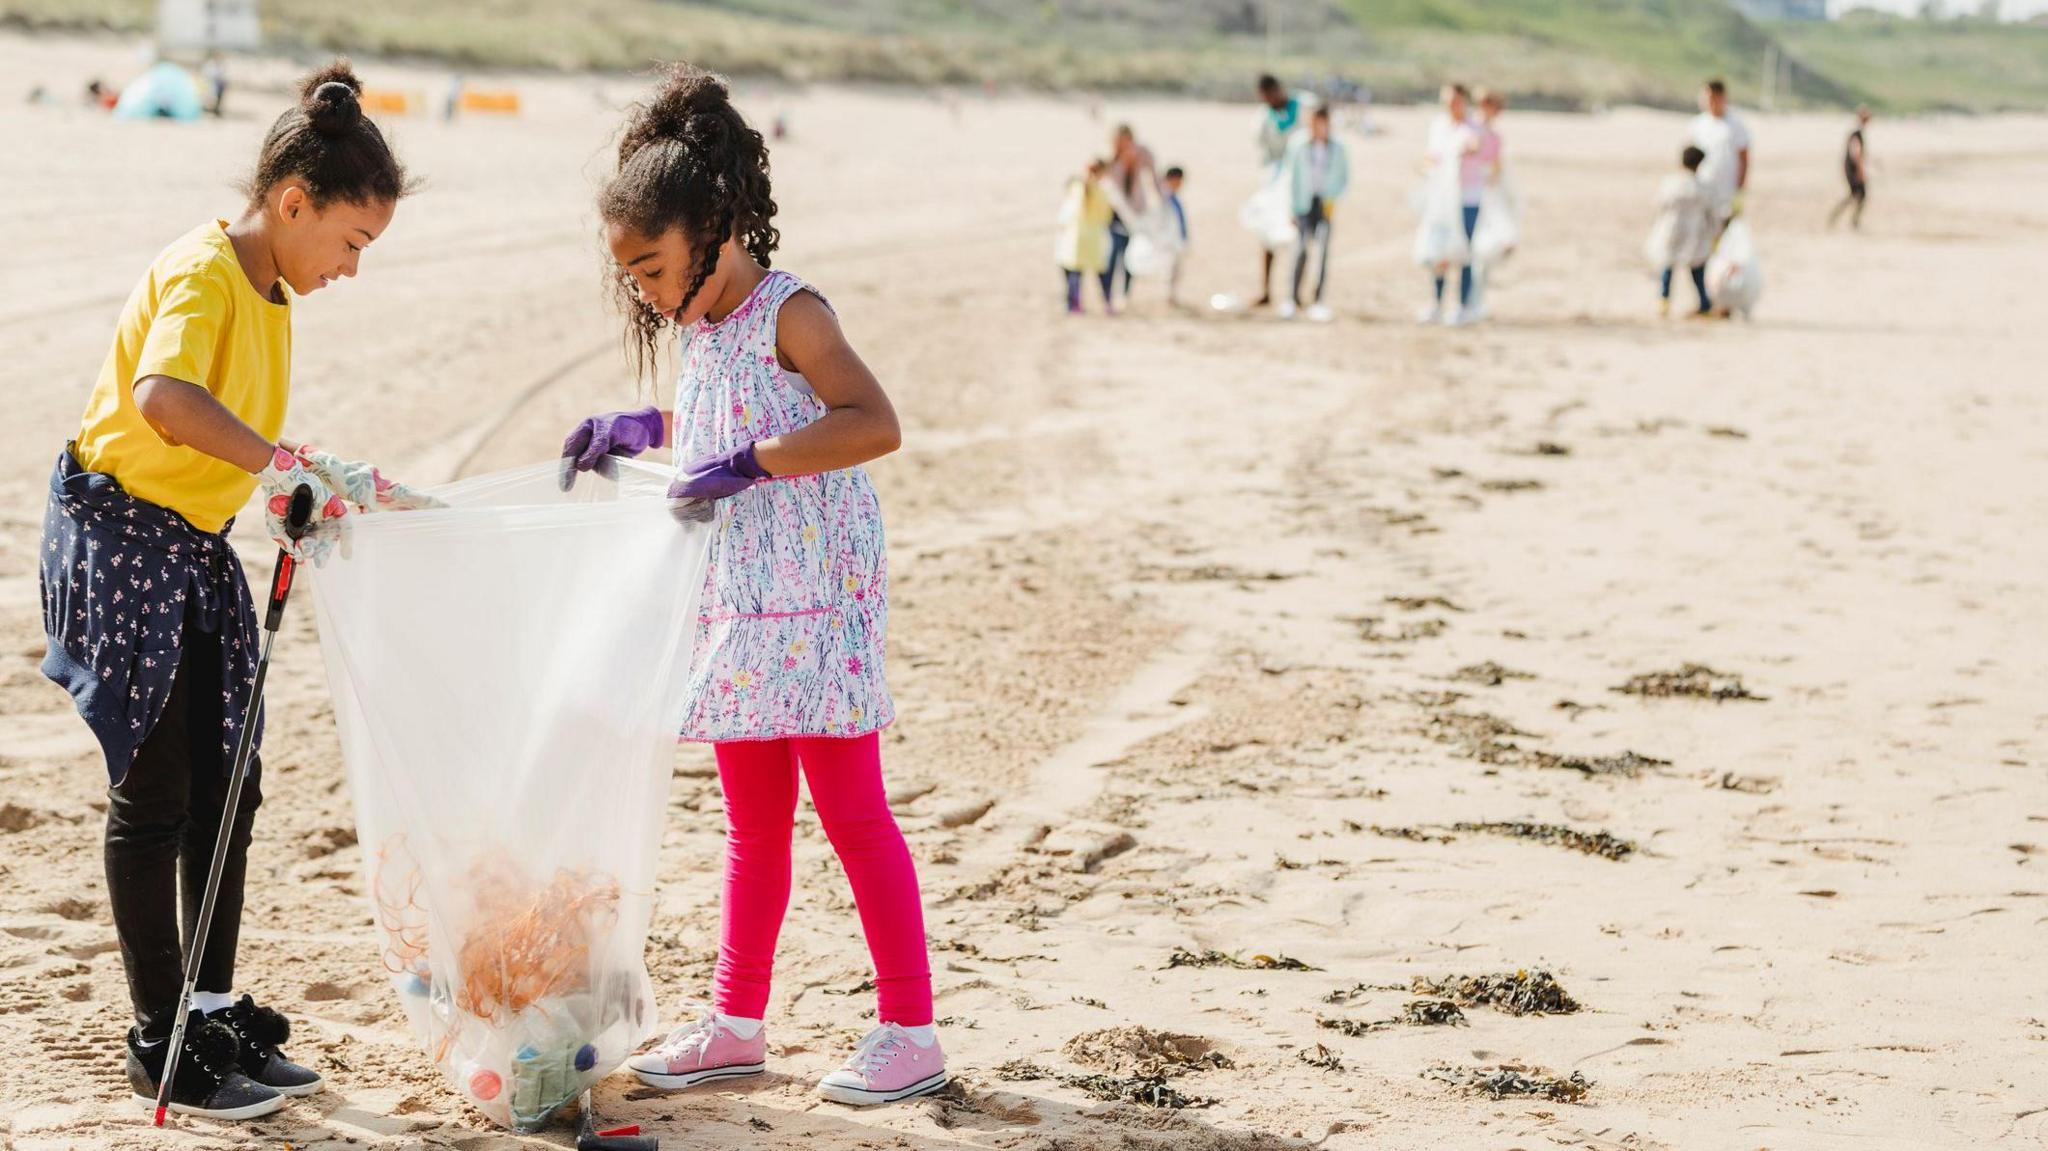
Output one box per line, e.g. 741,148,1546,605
574,1043,597,1072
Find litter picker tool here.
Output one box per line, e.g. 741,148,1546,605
576,1088,658,1151
152,484,316,1126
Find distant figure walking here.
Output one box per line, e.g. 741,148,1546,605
1056,158,1115,315
1253,74,1308,307
1104,123,1160,310
1415,83,1481,326
1828,105,1871,231
202,52,227,117
1687,78,1751,226
1280,106,1348,322
1646,145,1716,318
1464,88,1515,323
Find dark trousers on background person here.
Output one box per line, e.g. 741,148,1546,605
1100,216,1132,306
1659,264,1712,313
1292,196,1332,306
105,613,262,1041
1433,203,1483,308
1829,180,1866,229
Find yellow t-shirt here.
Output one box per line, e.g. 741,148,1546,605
74,220,292,534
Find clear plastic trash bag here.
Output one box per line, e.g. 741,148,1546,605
1239,165,1299,253
1707,216,1764,318
1411,151,1471,269
1471,174,1521,269
308,458,711,1131
1123,210,1185,278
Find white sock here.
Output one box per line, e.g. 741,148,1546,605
191,991,236,1014
896,1023,938,1047
717,1014,763,1040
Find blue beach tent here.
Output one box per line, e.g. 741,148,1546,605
113,62,204,122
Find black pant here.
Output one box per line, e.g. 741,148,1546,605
1101,217,1132,304
1292,197,1332,305
105,614,262,1040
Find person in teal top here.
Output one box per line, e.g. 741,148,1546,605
1281,105,1349,321
1253,74,1306,307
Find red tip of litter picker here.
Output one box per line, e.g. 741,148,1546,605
596,1125,641,1137
152,1105,167,1126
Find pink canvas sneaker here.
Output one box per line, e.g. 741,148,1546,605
817,1023,948,1105
626,1012,767,1090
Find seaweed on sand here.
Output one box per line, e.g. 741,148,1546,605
1613,664,1766,702
1411,969,1580,1016
1425,1064,1591,1102
1166,948,1320,972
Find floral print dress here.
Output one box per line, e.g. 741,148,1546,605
673,270,893,742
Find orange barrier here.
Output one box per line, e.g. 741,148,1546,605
360,88,414,115
458,89,521,114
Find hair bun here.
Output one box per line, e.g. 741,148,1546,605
306,80,362,137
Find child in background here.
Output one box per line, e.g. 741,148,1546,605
1056,157,1115,315
1162,165,1189,308
1281,106,1348,322
560,64,944,1107
40,60,432,1122
1645,144,1715,317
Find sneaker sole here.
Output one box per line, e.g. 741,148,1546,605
131,1091,286,1121
629,1061,766,1090
817,1069,949,1106
270,1077,325,1098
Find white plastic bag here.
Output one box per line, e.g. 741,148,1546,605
309,459,710,1132
1239,165,1299,253
1411,158,1471,270
1707,216,1764,318
1471,174,1521,269
1122,209,1184,278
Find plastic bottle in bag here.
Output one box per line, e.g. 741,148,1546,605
311,459,711,1131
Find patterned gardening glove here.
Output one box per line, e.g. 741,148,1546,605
667,443,770,524
256,445,347,567
292,445,444,512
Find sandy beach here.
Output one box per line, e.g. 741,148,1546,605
2,34,2045,1151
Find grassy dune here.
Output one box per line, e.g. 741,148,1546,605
5,0,2045,111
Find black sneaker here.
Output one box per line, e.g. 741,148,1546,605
210,995,324,1096
127,1014,285,1120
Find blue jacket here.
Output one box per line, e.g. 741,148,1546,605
40,448,262,785
1285,135,1350,218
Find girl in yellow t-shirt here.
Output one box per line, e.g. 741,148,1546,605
40,60,434,1122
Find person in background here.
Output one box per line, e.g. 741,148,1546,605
1056,158,1116,315
1418,83,1480,325
202,52,227,118
1254,73,1306,307
1280,106,1348,322
1104,123,1160,311
1828,105,1871,231
1687,77,1751,228
1460,88,1511,322
1161,165,1190,308
1646,145,1716,318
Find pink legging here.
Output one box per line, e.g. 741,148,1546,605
712,732,932,1025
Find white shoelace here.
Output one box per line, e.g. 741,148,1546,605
655,1010,723,1061
842,1025,909,1076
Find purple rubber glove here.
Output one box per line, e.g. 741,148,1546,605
562,406,665,472
667,443,770,522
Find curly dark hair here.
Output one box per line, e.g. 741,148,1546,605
242,59,414,209
600,64,779,384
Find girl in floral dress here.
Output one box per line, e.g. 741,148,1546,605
559,65,942,1106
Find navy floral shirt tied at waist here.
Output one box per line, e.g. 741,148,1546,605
40,447,261,786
